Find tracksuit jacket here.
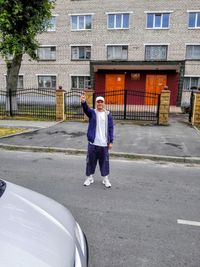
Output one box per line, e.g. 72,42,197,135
81,101,114,145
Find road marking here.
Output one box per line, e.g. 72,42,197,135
177,219,200,227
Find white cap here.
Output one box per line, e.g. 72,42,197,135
96,96,105,102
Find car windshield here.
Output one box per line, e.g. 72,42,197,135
0,180,6,198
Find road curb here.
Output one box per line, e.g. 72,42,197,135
110,151,200,164
0,143,200,164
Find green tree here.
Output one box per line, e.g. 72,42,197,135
0,0,55,96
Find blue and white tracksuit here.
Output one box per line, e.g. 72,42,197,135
81,101,114,177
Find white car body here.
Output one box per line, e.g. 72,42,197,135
0,179,88,267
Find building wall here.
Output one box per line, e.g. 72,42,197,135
0,0,200,97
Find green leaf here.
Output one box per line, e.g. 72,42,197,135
0,0,55,91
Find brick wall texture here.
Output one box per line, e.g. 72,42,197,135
158,90,171,125
192,93,200,127
56,89,65,121
0,0,200,90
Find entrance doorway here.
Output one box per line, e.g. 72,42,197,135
145,75,167,104
105,74,125,104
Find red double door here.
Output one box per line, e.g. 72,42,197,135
105,74,167,104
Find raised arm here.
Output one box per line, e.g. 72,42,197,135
80,94,93,118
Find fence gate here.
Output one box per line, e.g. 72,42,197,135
94,90,160,123
64,89,160,122
65,90,84,120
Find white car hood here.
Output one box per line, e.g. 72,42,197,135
0,181,76,267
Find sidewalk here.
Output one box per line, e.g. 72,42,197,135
0,114,200,163
0,120,58,129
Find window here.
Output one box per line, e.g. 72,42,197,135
17,76,24,89
108,13,129,29
5,75,23,88
38,76,56,89
47,16,56,31
147,13,170,29
44,16,56,31
37,46,56,60
71,46,91,60
107,45,128,60
71,15,92,30
183,77,200,90
71,76,91,89
186,45,200,59
145,45,168,60
188,12,200,28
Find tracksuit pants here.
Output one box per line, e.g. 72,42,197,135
86,143,109,177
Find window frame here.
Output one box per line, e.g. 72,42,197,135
144,44,168,61
46,16,57,32
107,13,130,30
145,11,171,29
37,46,56,61
71,46,91,60
188,11,200,29
183,76,200,90
107,45,128,61
37,75,57,89
17,75,24,89
185,44,200,60
5,75,24,89
70,14,93,31
71,75,91,90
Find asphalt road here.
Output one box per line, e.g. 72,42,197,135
0,150,200,267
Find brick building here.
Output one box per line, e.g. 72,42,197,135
0,0,200,106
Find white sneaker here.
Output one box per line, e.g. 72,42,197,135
102,176,111,188
84,176,94,186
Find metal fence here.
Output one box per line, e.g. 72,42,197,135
181,89,198,122
0,88,56,119
65,90,84,120
1,88,160,122
0,90,7,116
94,90,160,122
189,91,194,123
64,89,160,122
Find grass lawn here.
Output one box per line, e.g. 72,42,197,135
0,127,28,137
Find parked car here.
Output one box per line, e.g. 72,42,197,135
0,179,88,267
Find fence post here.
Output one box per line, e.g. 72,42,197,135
84,89,94,120
124,89,127,120
191,92,200,128
189,91,194,122
158,89,171,125
9,89,13,117
56,86,66,121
